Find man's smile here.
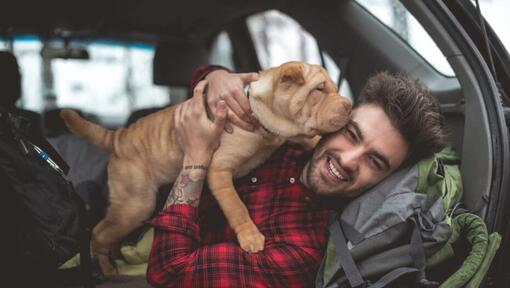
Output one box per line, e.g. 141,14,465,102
321,154,351,185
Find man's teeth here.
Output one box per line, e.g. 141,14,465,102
328,159,345,181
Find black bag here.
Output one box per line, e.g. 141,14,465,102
0,107,93,287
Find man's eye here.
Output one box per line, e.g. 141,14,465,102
346,128,357,142
370,156,383,171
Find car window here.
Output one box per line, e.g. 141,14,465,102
247,10,322,68
476,0,510,52
1,36,170,127
355,0,456,77
210,31,235,71
247,10,352,100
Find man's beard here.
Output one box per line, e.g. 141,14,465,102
306,139,368,198
306,136,338,196
306,152,343,196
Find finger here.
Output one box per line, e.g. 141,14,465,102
205,88,218,114
224,95,250,123
228,110,255,132
230,87,253,121
224,123,234,134
238,72,259,84
213,101,228,132
193,80,208,102
192,81,211,120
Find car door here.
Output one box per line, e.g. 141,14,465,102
425,0,510,286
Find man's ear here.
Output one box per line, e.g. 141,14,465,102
279,62,305,85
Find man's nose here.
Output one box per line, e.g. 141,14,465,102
340,146,363,172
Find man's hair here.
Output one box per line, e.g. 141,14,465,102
356,71,446,166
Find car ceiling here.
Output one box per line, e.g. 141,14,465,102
1,0,460,97
0,0,277,44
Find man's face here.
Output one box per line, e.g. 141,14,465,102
302,103,409,198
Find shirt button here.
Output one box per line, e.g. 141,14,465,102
289,177,295,184
251,177,258,183
305,196,311,202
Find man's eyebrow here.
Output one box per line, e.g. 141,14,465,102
350,121,364,141
350,120,391,171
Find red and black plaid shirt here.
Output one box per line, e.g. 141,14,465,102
147,144,331,287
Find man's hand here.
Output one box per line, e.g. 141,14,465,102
174,80,227,165
205,69,259,133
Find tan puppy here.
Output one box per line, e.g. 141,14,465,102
61,61,351,273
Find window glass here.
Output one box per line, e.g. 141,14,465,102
247,10,321,68
356,0,455,77
476,0,510,52
210,31,235,70
323,52,352,100
247,10,352,99
2,37,170,126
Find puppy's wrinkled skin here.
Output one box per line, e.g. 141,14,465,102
61,61,351,274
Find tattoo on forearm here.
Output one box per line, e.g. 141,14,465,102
183,164,208,170
165,166,207,208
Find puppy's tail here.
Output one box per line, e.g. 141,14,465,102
60,109,114,152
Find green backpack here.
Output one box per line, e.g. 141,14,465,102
315,147,500,288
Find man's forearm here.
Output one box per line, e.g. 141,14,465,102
165,163,208,208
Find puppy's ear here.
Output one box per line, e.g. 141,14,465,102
279,62,305,85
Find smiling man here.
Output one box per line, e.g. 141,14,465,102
303,103,409,198
303,71,445,199
147,68,445,287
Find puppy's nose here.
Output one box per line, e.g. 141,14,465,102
328,99,351,128
342,100,352,114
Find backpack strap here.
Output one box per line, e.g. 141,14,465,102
330,217,423,288
368,267,419,288
410,214,440,288
340,219,364,245
330,217,367,288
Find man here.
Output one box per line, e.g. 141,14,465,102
146,67,445,287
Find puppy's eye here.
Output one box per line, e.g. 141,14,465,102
315,82,325,91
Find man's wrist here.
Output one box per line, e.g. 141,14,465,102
165,163,207,208
183,154,212,167
205,69,229,81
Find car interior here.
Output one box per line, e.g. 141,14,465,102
40,0,494,217
0,0,496,247
2,0,509,286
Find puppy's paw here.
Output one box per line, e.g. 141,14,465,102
236,222,265,253
97,253,118,277
91,239,118,277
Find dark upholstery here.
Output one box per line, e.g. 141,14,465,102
0,50,44,138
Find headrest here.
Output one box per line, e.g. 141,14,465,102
0,51,21,105
43,108,90,137
153,40,209,87
0,51,19,74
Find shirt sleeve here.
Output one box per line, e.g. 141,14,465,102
190,65,230,89
146,204,325,288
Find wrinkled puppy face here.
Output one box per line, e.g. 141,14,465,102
249,61,352,137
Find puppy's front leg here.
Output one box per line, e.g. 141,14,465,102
207,169,265,253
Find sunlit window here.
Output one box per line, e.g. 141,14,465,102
355,0,455,77
247,10,321,69
210,32,235,70
247,10,352,100
1,37,170,126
